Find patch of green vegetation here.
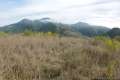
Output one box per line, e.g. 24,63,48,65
95,36,109,41
23,30,58,37
95,36,120,51
0,32,9,37
45,32,58,36
22,30,34,36
104,39,116,51
40,64,61,80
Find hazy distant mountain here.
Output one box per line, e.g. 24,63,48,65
71,22,110,37
0,18,112,37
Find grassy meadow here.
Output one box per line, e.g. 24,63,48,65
0,32,120,80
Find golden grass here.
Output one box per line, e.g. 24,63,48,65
0,35,119,80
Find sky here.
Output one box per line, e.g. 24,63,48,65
0,0,120,28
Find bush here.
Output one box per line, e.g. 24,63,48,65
40,64,61,80
23,30,34,36
95,36,118,51
45,32,57,36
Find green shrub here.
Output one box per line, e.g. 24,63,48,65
23,30,34,36
45,32,57,36
95,36,117,51
104,39,115,50
40,64,61,80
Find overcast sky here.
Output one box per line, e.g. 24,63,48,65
0,0,120,28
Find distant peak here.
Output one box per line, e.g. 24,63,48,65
40,17,51,21
21,18,30,21
75,22,89,25
20,19,32,23
38,17,56,23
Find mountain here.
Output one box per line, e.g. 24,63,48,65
71,22,110,37
106,28,120,38
0,18,111,37
0,19,33,33
0,18,77,36
0,19,57,33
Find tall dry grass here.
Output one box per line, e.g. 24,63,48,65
0,35,119,80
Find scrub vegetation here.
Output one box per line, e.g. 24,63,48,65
0,32,119,80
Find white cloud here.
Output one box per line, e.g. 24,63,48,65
0,0,120,28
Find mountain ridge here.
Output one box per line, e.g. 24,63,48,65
0,18,119,37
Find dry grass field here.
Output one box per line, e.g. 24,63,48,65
0,35,120,80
